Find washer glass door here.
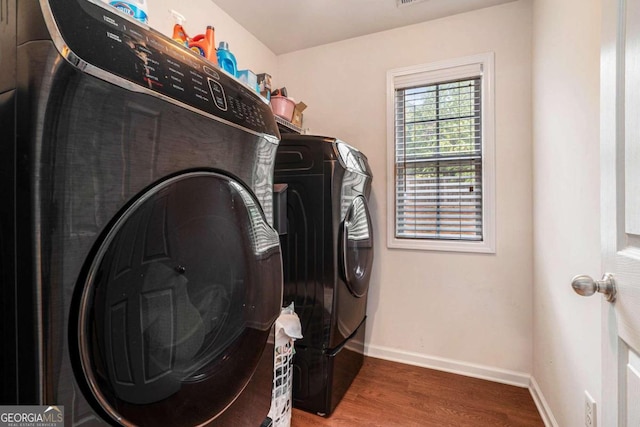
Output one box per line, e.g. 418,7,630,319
341,196,374,298
77,171,282,426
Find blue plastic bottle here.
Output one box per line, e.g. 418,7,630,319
106,0,148,24
216,42,238,77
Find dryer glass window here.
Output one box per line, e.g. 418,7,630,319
77,172,282,426
342,196,373,298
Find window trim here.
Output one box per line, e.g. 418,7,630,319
386,52,496,253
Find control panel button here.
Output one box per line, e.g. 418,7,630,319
203,66,220,80
208,79,228,111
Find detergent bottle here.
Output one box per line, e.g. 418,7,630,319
216,42,237,77
170,10,189,47
104,0,148,24
189,26,217,65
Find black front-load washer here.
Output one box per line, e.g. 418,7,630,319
0,1,283,425
274,134,374,416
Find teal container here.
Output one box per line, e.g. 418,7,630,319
216,42,238,77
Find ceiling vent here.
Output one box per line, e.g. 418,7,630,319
396,0,428,7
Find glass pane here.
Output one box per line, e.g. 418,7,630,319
343,196,373,297
395,76,483,241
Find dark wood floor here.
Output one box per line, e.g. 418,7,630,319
291,357,543,426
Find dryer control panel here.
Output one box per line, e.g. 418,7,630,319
45,0,279,138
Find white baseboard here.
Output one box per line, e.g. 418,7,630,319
365,343,531,388
364,344,558,426
529,376,559,427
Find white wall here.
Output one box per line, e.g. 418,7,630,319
147,0,277,77
277,1,534,380
531,0,602,425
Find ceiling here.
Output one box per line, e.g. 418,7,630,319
212,0,518,55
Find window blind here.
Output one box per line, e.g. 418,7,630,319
394,77,483,241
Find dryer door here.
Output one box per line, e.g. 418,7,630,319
340,196,374,297
77,171,282,426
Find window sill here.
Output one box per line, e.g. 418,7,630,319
387,236,496,254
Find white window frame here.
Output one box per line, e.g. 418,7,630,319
386,52,496,253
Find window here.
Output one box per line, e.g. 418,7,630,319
386,53,495,253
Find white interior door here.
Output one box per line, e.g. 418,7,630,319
600,0,640,425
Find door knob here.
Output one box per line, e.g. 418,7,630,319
571,273,617,302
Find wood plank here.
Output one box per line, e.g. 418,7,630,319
291,357,543,426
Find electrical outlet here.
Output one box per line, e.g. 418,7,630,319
585,391,597,427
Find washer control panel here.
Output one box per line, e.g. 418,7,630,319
47,0,278,137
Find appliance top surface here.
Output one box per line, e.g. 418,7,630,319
280,134,337,145
278,134,372,178
37,0,279,140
